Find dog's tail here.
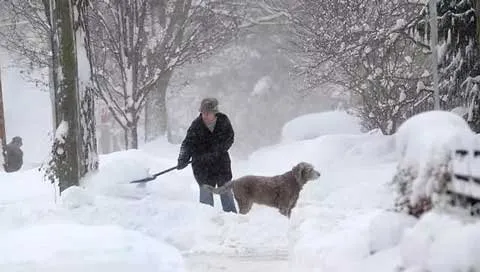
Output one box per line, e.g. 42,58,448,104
202,180,234,195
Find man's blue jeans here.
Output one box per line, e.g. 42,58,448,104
199,185,237,213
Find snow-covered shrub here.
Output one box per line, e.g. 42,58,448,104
281,111,362,143
392,111,475,217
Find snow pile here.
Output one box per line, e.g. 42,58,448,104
247,131,395,178
291,202,480,272
368,211,417,254
342,131,396,165
289,210,415,272
0,137,290,262
0,223,186,272
246,135,353,175
0,168,54,205
289,208,378,272
332,211,480,272
399,211,480,272
60,186,95,209
56,192,289,256
392,110,476,216
81,149,155,199
81,149,196,201
280,111,362,143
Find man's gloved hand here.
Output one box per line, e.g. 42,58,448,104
177,159,189,170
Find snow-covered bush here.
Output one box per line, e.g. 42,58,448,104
281,111,362,143
392,111,476,217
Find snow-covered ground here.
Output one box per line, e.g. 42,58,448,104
2,65,480,272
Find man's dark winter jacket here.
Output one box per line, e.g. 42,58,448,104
4,142,23,172
178,113,234,187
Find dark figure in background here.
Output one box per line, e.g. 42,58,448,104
177,98,237,213
3,136,23,172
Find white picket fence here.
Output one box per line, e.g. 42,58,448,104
447,148,480,211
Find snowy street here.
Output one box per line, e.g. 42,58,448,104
185,254,288,272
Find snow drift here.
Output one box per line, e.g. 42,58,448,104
280,111,362,143
0,223,186,272
399,211,480,272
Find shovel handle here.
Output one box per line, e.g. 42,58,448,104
129,160,191,184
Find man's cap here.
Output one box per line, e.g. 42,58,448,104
199,97,219,113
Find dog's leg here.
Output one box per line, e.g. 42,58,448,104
286,194,299,218
238,199,253,215
285,205,293,218
285,206,295,218
279,207,289,217
276,192,292,217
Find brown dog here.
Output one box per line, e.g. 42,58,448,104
202,162,320,218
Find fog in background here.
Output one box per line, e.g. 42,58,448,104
0,3,351,162
166,25,350,158
80,23,350,159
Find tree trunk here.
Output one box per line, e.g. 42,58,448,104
144,70,173,142
476,0,480,44
44,0,60,129
78,87,98,176
44,0,98,193
124,121,139,149
51,0,81,193
0,68,6,169
468,0,480,132
75,0,99,176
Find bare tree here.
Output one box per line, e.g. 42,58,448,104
87,0,239,148
341,37,431,134
0,0,241,149
0,1,51,88
283,0,430,133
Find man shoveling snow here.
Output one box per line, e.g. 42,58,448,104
177,97,237,213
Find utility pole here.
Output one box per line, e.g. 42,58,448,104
430,0,440,110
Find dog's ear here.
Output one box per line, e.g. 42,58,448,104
293,162,306,183
293,162,318,184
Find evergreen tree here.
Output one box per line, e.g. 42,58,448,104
416,0,480,131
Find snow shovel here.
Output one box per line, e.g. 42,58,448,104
130,160,191,184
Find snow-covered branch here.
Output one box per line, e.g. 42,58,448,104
87,0,239,148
